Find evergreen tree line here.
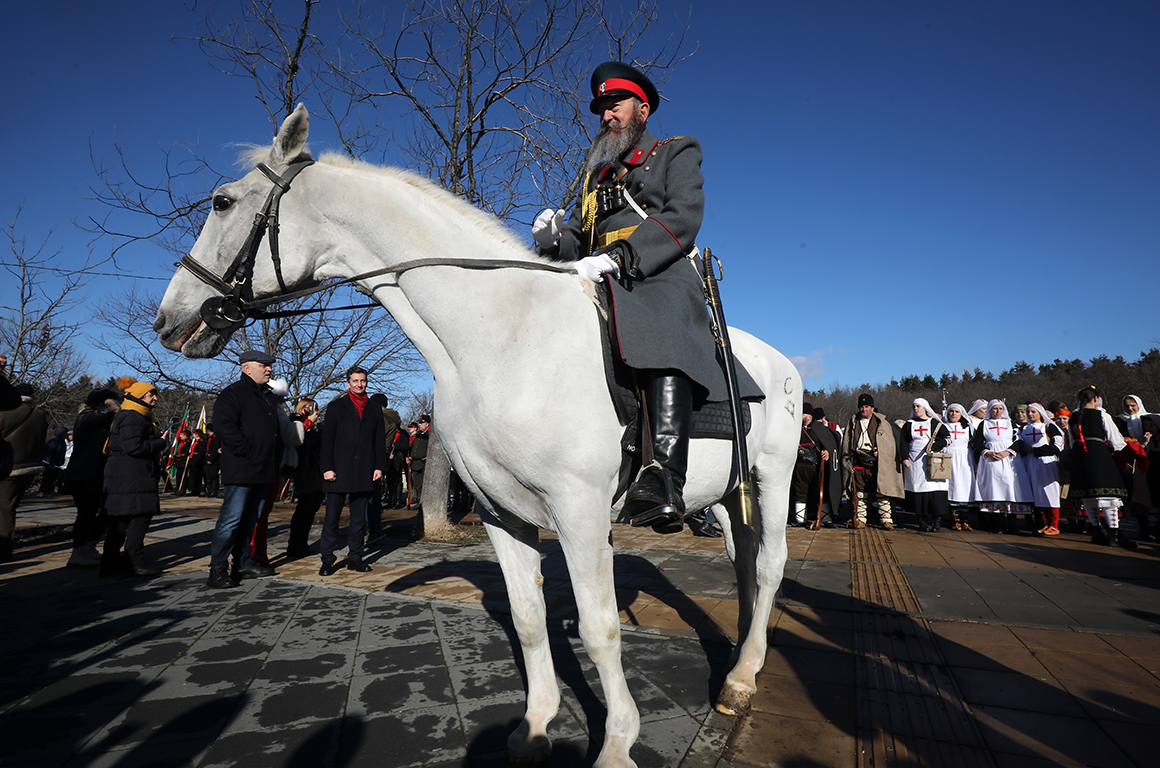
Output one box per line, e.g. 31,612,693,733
804,348,1160,429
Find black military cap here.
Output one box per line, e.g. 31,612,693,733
418,414,430,424
589,61,659,115
858,393,875,408
238,350,276,365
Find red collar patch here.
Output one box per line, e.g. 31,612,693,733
624,140,659,167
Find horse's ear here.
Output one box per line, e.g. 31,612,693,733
270,104,309,165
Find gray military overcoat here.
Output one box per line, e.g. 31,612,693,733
556,129,755,403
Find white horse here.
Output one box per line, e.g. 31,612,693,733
155,106,800,768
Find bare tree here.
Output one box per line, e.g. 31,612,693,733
331,0,694,220
91,284,425,406
0,204,95,424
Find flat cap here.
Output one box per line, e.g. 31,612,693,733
238,350,276,365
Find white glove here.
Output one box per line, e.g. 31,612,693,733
574,253,621,283
269,378,290,398
531,208,565,250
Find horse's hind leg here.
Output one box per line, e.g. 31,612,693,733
481,510,559,765
558,524,640,768
715,460,790,715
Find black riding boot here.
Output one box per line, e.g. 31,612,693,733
625,373,693,534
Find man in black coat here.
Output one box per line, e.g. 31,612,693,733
318,367,387,575
206,350,284,588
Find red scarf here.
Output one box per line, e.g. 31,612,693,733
349,390,368,418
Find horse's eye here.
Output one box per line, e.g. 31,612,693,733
212,194,233,212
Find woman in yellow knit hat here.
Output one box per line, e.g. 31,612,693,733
101,379,170,577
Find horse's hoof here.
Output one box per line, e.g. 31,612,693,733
714,682,755,716
508,732,551,767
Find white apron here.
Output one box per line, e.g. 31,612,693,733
944,420,974,503
974,418,1033,503
904,418,949,493
1021,422,1062,508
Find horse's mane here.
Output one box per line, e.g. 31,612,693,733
317,152,534,255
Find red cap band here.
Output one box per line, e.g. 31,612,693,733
597,77,648,106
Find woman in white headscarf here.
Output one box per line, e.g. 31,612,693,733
943,403,975,530
971,400,1034,533
1022,403,1065,535
1114,395,1152,536
900,398,950,532
966,399,988,429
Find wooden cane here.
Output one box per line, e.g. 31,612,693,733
811,454,826,531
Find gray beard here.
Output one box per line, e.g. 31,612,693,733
584,115,646,174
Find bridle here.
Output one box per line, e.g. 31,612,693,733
178,159,314,329
177,159,572,329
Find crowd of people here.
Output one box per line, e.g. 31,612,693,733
4,342,1157,575
0,352,434,580
794,389,1159,547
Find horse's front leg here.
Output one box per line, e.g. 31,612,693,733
558,521,640,768
480,509,559,765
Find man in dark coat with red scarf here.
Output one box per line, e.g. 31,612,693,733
318,366,387,575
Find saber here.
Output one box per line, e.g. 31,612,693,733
701,247,755,527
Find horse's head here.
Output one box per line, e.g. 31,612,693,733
155,104,317,358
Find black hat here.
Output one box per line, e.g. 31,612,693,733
85,388,119,408
14,383,34,397
418,414,430,424
589,62,659,115
858,393,875,408
369,393,388,408
238,350,276,365
812,407,826,421
802,402,814,415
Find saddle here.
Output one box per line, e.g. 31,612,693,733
592,287,754,504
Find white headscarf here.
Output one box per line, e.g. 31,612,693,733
968,399,988,418
1027,403,1053,428
944,403,967,423
911,397,938,421
1119,395,1146,440
986,399,1009,420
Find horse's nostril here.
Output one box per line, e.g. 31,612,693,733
153,311,166,333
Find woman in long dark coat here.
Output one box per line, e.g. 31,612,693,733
102,380,170,576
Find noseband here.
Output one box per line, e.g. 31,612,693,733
178,159,314,330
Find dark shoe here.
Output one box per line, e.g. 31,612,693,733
207,567,238,589
319,561,340,576
236,563,276,579
126,562,162,577
346,559,372,573
688,514,722,538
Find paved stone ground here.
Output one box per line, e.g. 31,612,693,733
5,496,1160,767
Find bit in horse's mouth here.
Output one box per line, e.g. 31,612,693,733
175,319,203,349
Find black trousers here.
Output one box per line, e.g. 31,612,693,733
103,514,153,567
288,490,324,554
70,480,109,547
320,492,369,564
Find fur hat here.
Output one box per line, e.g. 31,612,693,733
857,393,875,408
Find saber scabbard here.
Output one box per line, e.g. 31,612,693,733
701,247,755,527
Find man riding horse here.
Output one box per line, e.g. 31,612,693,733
534,62,720,534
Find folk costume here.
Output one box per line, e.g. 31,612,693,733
942,404,975,530
811,407,843,527
791,403,823,527
840,394,904,529
900,398,950,532
539,62,750,534
1021,403,1065,535
1070,396,1136,548
971,400,1033,529
1115,395,1153,536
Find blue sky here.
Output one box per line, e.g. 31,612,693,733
3,1,1158,396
